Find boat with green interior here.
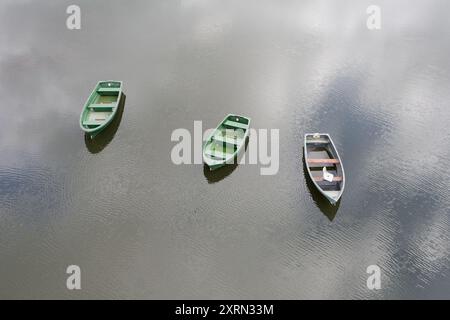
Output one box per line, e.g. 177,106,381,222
203,114,251,170
80,81,123,138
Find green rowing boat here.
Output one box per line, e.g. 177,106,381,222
80,81,123,138
203,114,251,171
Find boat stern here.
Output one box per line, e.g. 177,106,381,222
325,191,342,205
98,80,122,89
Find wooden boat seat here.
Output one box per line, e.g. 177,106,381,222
205,149,227,159
224,120,248,130
307,158,340,164
314,176,343,182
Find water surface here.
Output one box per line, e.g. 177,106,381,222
0,0,449,299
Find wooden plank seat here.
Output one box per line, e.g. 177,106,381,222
307,158,340,164
313,176,343,182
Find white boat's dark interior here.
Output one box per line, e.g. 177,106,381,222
305,134,344,201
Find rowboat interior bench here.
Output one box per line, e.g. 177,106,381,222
307,156,342,184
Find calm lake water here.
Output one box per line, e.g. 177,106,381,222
1,0,449,299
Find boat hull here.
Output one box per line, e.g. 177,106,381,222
304,133,345,205
203,114,251,171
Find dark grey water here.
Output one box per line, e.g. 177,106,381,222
1,0,449,299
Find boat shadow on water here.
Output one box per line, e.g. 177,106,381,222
203,137,249,184
302,155,341,221
84,94,126,154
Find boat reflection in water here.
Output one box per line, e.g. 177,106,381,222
203,137,249,184
303,156,341,221
84,94,126,154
